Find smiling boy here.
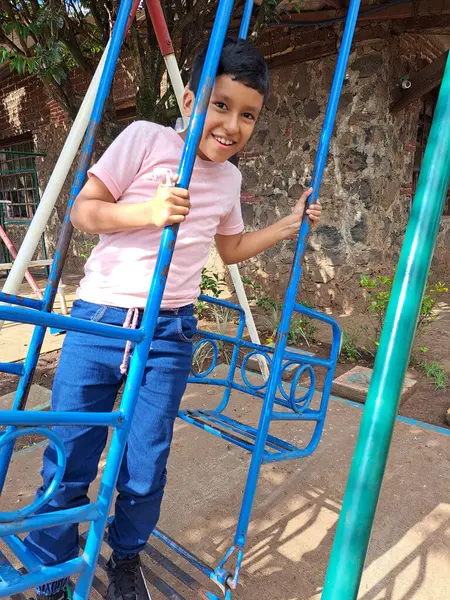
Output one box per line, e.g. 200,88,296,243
24,37,321,600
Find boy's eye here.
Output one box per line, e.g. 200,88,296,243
243,112,255,121
214,102,227,110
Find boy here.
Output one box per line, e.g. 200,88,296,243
25,37,321,600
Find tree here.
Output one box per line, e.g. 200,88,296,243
0,0,275,128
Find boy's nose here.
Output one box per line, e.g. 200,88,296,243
224,116,239,135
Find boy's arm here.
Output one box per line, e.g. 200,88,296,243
71,175,190,234
215,188,321,265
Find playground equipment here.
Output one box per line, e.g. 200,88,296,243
2,0,340,595
0,0,448,598
0,0,265,383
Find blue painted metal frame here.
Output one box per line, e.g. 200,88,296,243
0,0,360,595
169,0,360,587
238,0,254,38
0,0,139,497
0,0,238,597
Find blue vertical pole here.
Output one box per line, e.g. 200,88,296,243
0,0,136,492
239,0,254,39
234,0,361,547
76,1,236,597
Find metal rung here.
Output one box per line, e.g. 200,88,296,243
1,538,37,600
144,542,212,599
3,535,41,574
0,291,42,311
0,549,22,586
0,362,24,376
0,306,144,344
178,409,299,460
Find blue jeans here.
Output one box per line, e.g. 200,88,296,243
24,299,196,593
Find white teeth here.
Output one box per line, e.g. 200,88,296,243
214,135,234,146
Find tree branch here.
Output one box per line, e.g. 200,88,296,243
174,0,211,39
61,21,96,74
0,31,27,56
84,0,110,43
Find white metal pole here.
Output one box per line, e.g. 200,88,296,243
164,54,189,129
228,263,270,380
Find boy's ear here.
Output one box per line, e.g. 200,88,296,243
182,85,195,118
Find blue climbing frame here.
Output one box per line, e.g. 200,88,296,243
0,0,366,595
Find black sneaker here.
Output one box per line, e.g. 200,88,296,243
34,582,72,600
105,554,152,600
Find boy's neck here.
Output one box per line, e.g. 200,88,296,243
177,129,211,162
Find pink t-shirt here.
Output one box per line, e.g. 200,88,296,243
77,121,243,309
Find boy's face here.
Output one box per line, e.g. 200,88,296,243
182,75,264,163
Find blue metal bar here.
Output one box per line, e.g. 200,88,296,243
152,528,217,582
194,329,334,368
0,292,42,310
3,535,42,573
232,0,354,550
180,411,256,453
187,375,327,415
0,410,123,427
270,411,322,421
76,8,236,599
0,556,84,598
0,503,100,536
0,0,138,497
294,302,342,331
198,294,244,314
144,543,213,600
0,363,24,376
148,0,237,353
203,411,299,451
238,0,254,38
189,410,299,452
0,427,66,523
0,551,22,585
0,306,143,343
263,435,323,463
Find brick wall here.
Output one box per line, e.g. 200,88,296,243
0,67,66,142
0,53,137,145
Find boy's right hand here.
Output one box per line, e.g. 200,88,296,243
149,175,191,227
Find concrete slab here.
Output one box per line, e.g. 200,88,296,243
1,365,449,600
332,365,418,405
0,275,78,363
0,384,51,411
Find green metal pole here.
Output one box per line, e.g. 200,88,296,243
321,54,450,600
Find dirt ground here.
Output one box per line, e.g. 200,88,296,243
2,366,450,600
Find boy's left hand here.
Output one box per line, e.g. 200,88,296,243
282,187,322,239
293,187,321,224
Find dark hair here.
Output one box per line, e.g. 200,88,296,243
189,37,270,101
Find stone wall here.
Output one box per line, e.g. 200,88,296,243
1,27,448,305
237,29,449,312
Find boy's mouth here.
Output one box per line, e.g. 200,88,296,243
211,134,236,148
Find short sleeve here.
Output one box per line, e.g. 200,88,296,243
88,121,152,200
216,170,244,236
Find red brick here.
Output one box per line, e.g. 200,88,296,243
240,193,262,203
